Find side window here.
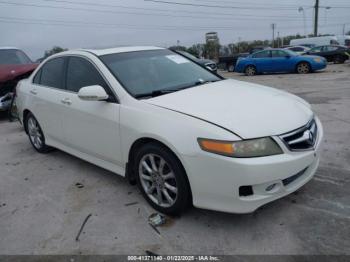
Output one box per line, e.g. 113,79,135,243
271,50,287,57
40,58,65,89
291,47,303,52
252,51,270,58
66,57,112,96
311,46,322,52
33,69,42,84
324,46,337,51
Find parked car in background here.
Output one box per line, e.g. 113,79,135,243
336,35,350,47
0,47,38,112
16,46,323,215
305,45,350,64
175,50,217,73
290,36,339,47
235,49,327,76
284,46,310,55
219,46,268,72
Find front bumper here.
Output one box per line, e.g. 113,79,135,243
181,117,323,213
0,93,13,111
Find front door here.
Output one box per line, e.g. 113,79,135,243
60,56,122,166
270,50,294,72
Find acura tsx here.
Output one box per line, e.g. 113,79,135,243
16,46,323,215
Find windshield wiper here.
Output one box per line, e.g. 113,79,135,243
134,89,179,99
134,79,221,99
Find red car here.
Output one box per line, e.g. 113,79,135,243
0,47,38,111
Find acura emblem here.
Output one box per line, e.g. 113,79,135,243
304,130,314,145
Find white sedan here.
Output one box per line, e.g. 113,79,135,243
16,46,323,215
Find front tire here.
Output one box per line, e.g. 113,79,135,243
296,62,311,74
25,113,52,153
135,142,191,215
334,55,345,64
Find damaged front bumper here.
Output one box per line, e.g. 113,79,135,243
0,92,13,111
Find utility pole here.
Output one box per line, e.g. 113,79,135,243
277,32,280,48
343,24,346,35
314,0,319,36
271,23,276,48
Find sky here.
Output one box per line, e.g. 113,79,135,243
0,0,349,60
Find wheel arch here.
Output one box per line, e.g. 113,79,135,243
23,109,32,134
126,137,193,202
244,64,257,70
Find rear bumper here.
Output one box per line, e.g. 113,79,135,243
181,117,323,214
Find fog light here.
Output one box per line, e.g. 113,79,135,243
266,183,277,192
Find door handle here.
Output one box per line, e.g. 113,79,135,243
30,89,37,95
61,98,72,105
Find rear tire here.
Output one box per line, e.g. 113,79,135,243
228,64,235,72
244,65,256,76
296,62,311,74
25,113,53,153
134,142,191,215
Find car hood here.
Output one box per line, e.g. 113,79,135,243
145,79,313,139
0,64,38,84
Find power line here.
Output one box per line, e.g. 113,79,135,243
144,0,312,10
0,1,347,22
0,16,348,31
0,1,312,22
41,0,316,19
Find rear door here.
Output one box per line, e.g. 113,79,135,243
30,57,67,144
59,56,123,166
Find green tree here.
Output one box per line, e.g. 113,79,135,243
43,46,68,58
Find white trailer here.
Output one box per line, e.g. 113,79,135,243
290,36,339,47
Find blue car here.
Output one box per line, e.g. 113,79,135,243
235,49,327,76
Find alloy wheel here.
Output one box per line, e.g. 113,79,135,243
138,153,178,208
27,116,43,149
245,66,256,76
297,63,310,74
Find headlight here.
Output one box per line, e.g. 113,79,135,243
198,137,283,158
313,57,322,63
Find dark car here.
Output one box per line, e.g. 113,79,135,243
176,50,217,73
0,47,38,112
305,45,350,64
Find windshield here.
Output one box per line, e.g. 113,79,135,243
0,49,32,65
177,51,199,61
100,49,221,98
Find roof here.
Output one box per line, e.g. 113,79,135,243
0,47,19,50
81,46,164,56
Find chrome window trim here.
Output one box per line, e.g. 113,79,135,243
31,54,120,103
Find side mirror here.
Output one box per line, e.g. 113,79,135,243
78,85,109,101
285,55,291,58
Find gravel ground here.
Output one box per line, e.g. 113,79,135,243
0,63,349,255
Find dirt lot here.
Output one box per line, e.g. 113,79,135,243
0,63,349,255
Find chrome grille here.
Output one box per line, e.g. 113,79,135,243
280,119,317,151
